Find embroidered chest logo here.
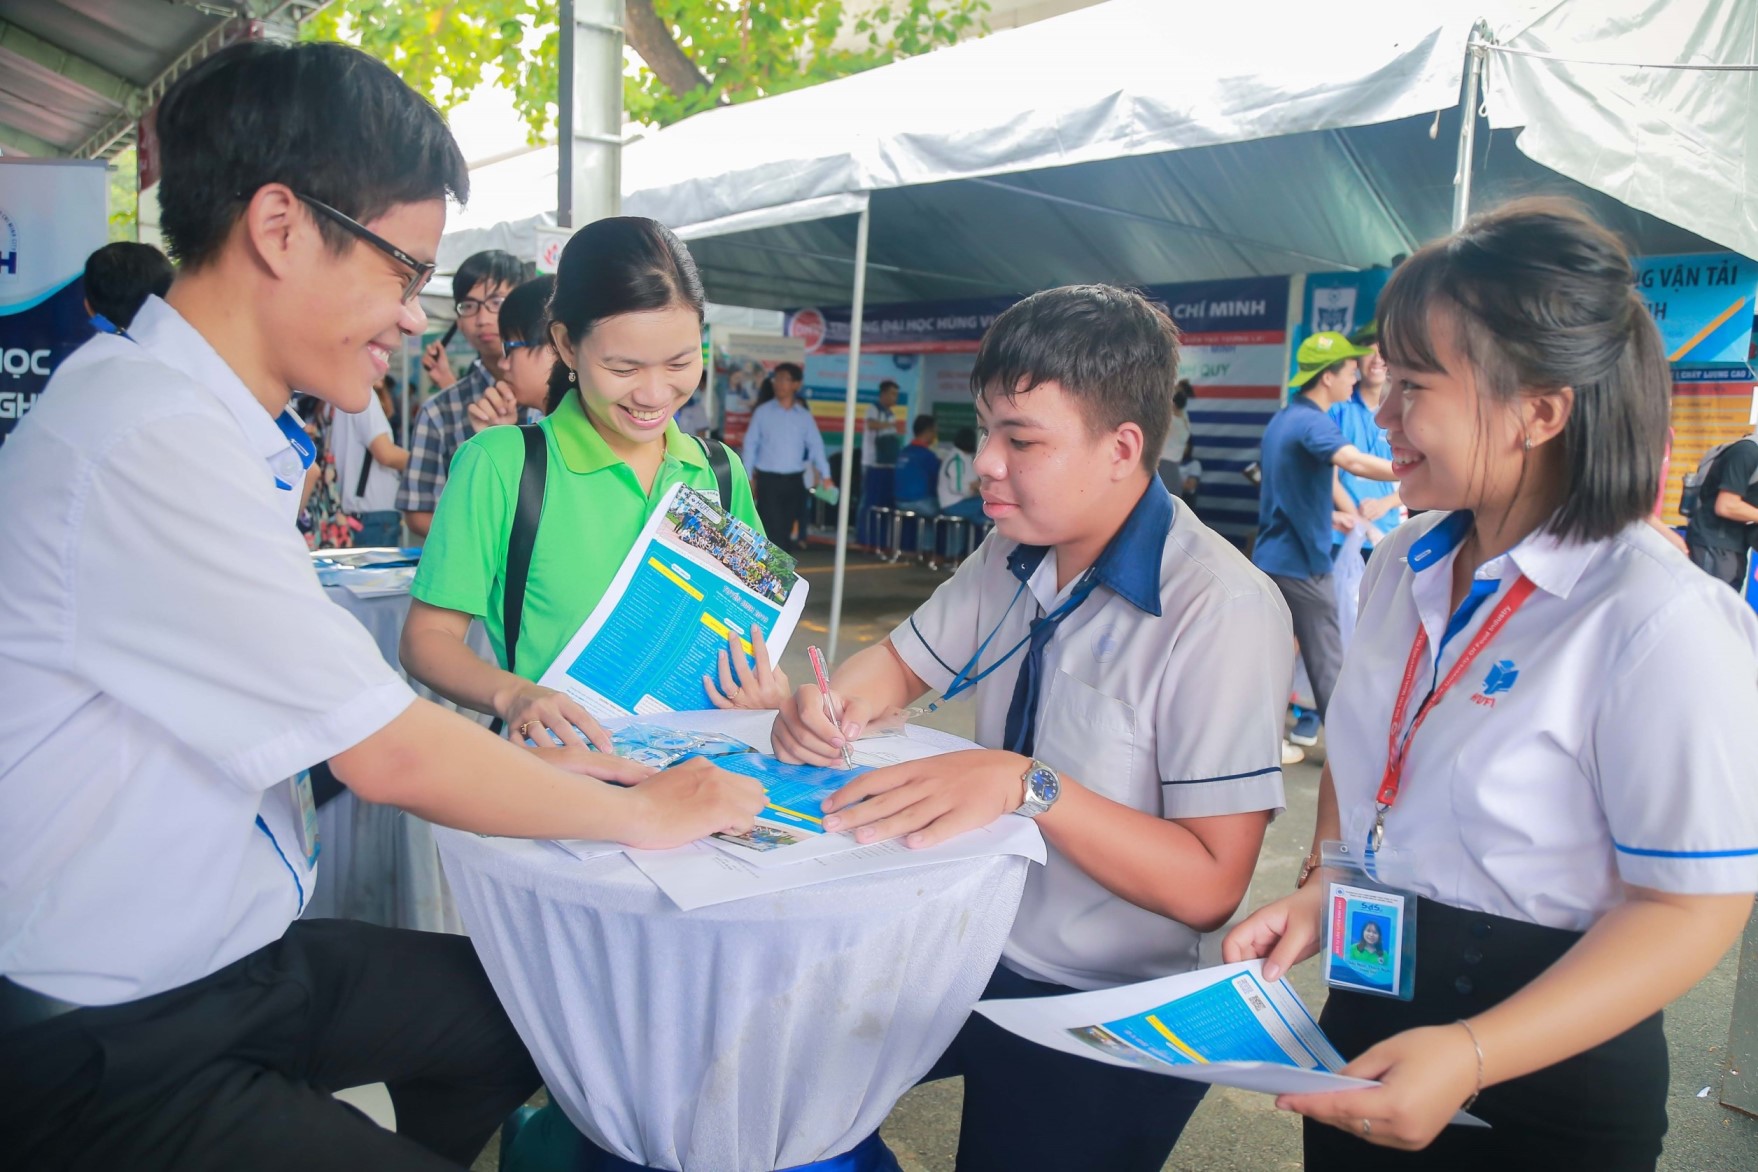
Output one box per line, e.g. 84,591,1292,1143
1472,659,1519,707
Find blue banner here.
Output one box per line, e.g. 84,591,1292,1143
0,160,109,442
1634,251,1756,375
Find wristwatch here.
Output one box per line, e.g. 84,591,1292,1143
1016,759,1061,818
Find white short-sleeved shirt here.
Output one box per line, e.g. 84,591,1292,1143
890,479,1292,989
329,392,400,514
862,403,900,467
0,296,416,1006
1329,510,1758,932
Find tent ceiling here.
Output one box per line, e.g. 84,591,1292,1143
681,109,1722,312
0,0,327,160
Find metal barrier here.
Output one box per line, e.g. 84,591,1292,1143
931,515,977,571
867,507,896,559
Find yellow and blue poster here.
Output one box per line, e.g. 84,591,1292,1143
1635,251,1756,378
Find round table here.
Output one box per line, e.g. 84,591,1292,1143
435,831,1029,1172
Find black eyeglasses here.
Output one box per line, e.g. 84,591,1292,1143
456,295,508,318
296,193,435,304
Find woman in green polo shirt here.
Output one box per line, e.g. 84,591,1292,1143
400,218,779,752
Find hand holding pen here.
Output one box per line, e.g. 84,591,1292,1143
807,646,856,770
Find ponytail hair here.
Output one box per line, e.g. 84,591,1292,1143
544,217,706,414
1376,197,1669,542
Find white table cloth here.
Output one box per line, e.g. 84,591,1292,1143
435,830,1029,1171
308,585,492,934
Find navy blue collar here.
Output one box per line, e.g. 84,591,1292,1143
1006,476,1172,616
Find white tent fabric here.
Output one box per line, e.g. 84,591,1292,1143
1483,0,1758,261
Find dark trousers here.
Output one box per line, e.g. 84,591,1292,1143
0,919,540,1171
1269,571,1344,720
920,964,1207,1172
1307,898,1668,1171
1687,540,1750,592
755,470,808,552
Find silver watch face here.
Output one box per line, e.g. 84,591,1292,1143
1024,763,1060,810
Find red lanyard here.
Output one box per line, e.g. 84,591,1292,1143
1374,575,1537,824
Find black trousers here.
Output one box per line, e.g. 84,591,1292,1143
1307,898,1668,1172
920,964,1208,1172
755,470,808,552
0,919,540,1171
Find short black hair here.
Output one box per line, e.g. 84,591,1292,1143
913,414,937,437
498,275,556,347
878,379,899,394
1379,197,1669,543
970,284,1178,470
155,40,468,269
545,217,705,413
773,362,804,382
454,250,527,304
83,242,173,328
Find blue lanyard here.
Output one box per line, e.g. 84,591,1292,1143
272,409,317,490
89,313,132,340
939,568,1098,703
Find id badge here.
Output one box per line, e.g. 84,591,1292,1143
1319,840,1416,1001
290,769,322,868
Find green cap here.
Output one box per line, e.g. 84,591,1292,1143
1289,331,1374,388
1348,320,1379,347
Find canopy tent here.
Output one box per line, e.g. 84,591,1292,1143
440,0,1755,656
0,1,328,161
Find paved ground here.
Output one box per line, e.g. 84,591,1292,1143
477,544,1758,1171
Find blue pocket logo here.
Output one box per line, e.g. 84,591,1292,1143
1481,659,1519,696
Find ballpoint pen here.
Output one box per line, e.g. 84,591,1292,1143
806,645,856,769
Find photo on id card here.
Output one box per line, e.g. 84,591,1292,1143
1323,882,1405,998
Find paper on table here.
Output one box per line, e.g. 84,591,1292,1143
536,484,808,721
975,960,1485,1127
626,813,1046,910
602,710,993,869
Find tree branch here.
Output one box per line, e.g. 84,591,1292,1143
624,0,712,98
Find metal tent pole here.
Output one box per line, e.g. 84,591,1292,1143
827,203,871,663
1453,37,1486,231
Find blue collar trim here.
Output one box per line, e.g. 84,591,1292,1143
1006,477,1171,616
1406,510,1474,574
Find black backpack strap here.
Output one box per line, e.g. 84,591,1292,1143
490,424,548,735
695,434,734,512
355,447,374,500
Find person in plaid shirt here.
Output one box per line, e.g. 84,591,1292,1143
398,249,526,537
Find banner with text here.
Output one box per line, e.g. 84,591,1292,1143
0,160,108,444
800,352,921,453
1635,252,1756,380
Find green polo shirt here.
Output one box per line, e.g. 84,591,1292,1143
411,392,762,680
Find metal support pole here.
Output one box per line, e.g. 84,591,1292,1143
1452,38,1486,231
558,0,624,228
827,204,871,663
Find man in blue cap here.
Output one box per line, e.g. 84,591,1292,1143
1253,331,1399,741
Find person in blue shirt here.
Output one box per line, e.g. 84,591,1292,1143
740,362,831,551
1252,332,1398,726
894,414,943,516
1329,321,1405,554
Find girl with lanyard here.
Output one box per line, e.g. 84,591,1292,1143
1225,199,1758,1167
401,218,787,767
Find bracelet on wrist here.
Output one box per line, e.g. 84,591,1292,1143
1456,1019,1485,1110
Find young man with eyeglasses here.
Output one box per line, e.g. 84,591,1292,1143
398,249,528,537
0,41,763,1171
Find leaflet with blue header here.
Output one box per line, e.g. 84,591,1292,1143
536,483,808,719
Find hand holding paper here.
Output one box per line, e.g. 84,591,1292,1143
1277,1023,1483,1150
1222,882,1325,982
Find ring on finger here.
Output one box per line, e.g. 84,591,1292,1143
1359,1119,1372,1138
518,720,540,737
